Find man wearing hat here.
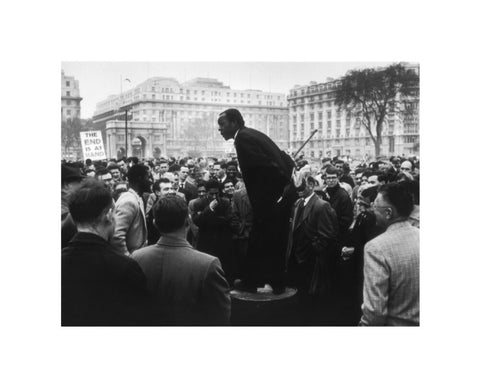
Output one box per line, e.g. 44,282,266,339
61,163,85,248
61,163,84,221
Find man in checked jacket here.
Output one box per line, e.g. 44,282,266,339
360,182,419,326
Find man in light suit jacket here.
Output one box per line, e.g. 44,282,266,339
111,165,151,256
360,182,419,326
132,196,231,325
286,176,339,324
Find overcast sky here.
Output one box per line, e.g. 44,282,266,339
62,62,395,118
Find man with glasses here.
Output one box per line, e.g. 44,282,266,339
360,182,419,326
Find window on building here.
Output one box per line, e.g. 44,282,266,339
66,81,70,87
66,91,70,97
66,100,71,105
327,111,331,119
66,109,71,115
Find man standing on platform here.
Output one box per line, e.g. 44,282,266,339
218,108,296,294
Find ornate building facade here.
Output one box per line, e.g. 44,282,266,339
93,77,289,159
287,64,419,161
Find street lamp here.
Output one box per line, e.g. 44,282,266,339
125,107,129,158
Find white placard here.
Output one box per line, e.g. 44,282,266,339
79,131,106,160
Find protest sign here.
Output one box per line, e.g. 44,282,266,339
80,131,106,160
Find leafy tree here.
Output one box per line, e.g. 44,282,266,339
61,117,82,156
335,63,419,157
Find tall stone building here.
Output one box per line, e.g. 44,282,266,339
61,70,82,120
93,77,289,159
61,70,83,160
287,64,419,161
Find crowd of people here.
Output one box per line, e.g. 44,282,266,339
61,109,420,326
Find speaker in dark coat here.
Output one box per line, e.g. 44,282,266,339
234,127,296,288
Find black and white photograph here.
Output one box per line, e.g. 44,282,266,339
61,61,420,327
3,1,480,386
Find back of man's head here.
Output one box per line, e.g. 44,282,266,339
378,182,414,218
127,164,148,184
153,196,188,234
68,178,113,225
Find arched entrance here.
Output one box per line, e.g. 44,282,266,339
132,136,147,159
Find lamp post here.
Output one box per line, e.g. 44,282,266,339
125,107,129,158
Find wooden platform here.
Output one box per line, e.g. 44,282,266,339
230,285,298,326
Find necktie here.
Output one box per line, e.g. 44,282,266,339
294,198,305,229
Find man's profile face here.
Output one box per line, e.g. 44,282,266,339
158,182,175,197
355,173,363,185
139,171,152,193
372,193,391,229
105,202,116,241
325,173,339,188
367,175,379,187
218,115,238,140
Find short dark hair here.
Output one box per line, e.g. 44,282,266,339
153,196,188,233
226,160,238,169
107,163,120,172
325,166,340,176
378,182,414,218
68,178,113,224
127,164,148,184
219,108,245,127
222,179,235,189
153,178,171,192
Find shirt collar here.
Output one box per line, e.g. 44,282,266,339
233,128,240,141
302,192,315,206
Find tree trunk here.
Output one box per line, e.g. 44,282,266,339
374,137,381,158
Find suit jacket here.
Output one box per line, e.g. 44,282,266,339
192,197,233,261
286,194,339,295
62,232,151,326
111,188,147,256
286,194,339,265
132,235,231,325
360,221,419,326
178,180,198,203
231,188,253,239
234,127,294,220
